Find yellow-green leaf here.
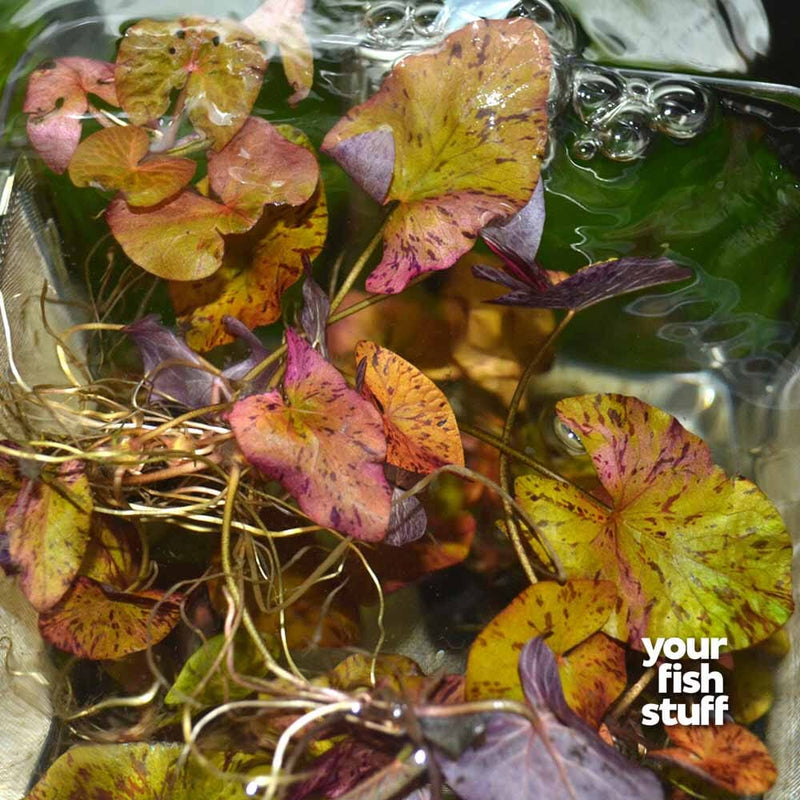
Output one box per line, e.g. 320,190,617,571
79,517,139,588
7,461,93,611
25,743,259,800
321,18,550,294
115,18,266,149
516,394,793,649
68,125,196,206
466,579,620,724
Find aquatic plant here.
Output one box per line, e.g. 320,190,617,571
1,3,791,800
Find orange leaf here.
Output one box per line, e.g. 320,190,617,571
355,341,464,473
38,576,181,660
68,125,195,206
650,723,777,795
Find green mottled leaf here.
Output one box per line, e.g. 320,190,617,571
38,576,181,660
25,742,260,800
321,18,550,294
115,18,266,149
515,394,793,648
7,460,92,611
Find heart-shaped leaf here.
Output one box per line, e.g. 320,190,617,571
440,637,664,800
68,125,196,206
465,580,624,725
243,0,314,105
38,576,181,660
115,18,266,149
515,394,793,648
79,518,140,587
355,341,464,473
473,256,692,310
25,743,256,800
321,18,551,294
110,119,318,283
24,57,118,173
170,126,327,350
229,330,391,541
649,723,777,796
6,461,93,611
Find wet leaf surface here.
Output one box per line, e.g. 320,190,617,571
171,126,327,350
7,461,93,611
515,394,793,647
355,341,464,473
38,576,181,660
650,723,777,795
322,19,551,293
68,125,196,206
25,743,255,800
440,637,664,800
24,57,118,173
115,18,266,149
243,0,314,105
473,256,693,310
79,517,140,587
466,580,623,725
229,330,391,541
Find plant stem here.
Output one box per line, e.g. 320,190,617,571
499,309,575,583
329,223,387,314
609,667,657,722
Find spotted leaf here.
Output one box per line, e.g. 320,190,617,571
24,57,118,173
650,723,777,796
115,18,266,150
465,580,623,725
38,576,181,660
6,460,93,611
515,394,793,648
321,18,551,294
170,125,326,350
355,341,463,473
68,125,195,206
229,330,391,541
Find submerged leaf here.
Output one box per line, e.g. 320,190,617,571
171,125,327,350
38,576,181,660
465,580,624,725
650,723,777,795
229,330,391,541
25,742,256,800
355,341,464,473
68,125,195,206
473,256,692,310
115,18,266,149
440,638,664,800
24,57,118,173
243,0,314,105
300,262,331,358
79,518,140,588
7,461,93,611
322,19,551,293
515,394,793,647
385,488,427,546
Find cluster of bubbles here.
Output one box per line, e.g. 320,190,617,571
570,67,714,162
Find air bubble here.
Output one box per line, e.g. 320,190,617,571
412,1,446,37
599,111,652,161
364,1,410,46
572,135,599,161
554,419,585,454
572,67,624,125
652,81,711,139
509,0,578,53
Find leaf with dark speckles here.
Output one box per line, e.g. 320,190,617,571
515,394,794,648
322,19,551,294
229,330,391,541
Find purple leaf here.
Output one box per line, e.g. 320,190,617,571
474,256,692,311
384,488,427,546
438,638,664,800
123,315,223,408
326,129,395,203
220,316,275,393
482,180,547,281
299,257,331,358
